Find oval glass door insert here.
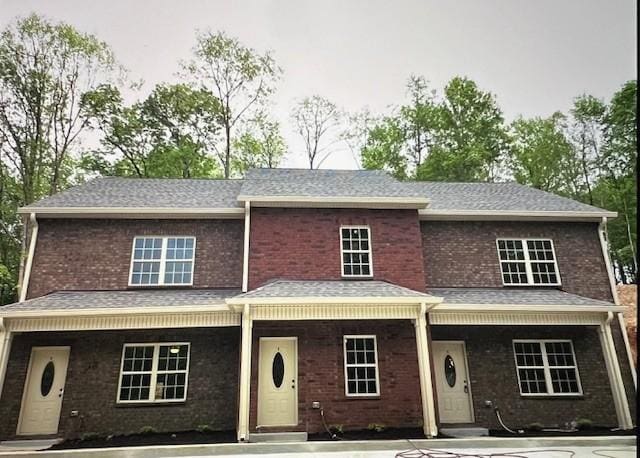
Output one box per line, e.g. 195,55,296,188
444,355,456,387
272,352,285,388
41,361,55,396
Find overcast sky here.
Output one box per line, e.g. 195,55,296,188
0,0,636,169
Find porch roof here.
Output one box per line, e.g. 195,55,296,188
428,287,615,307
227,280,441,305
0,289,241,316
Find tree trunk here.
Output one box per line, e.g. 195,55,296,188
224,123,231,179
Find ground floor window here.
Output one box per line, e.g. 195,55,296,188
117,342,190,403
513,340,582,396
343,335,380,396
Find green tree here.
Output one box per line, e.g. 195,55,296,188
291,95,342,169
232,113,286,174
81,83,222,178
506,113,579,195
182,31,280,178
418,77,508,181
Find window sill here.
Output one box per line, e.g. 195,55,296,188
345,395,381,400
115,400,187,407
519,395,584,400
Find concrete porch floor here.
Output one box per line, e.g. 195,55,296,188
0,436,635,457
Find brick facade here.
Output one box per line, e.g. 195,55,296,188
0,328,240,440
249,320,423,433
249,208,426,292
430,325,624,429
28,219,244,299
421,221,613,302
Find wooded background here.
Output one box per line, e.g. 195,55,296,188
0,14,636,304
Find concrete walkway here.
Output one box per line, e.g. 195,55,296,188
0,436,635,457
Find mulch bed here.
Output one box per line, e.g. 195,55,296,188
50,430,236,449
308,427,449,441
490,427,636,437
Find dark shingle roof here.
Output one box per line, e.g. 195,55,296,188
428,288,613,306
22,177,244,209
234,280,430,299
238,168,427,200
0,289,240,313
19,169,614,216
410,182,610,213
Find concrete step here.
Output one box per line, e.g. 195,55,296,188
249,432,308,443
0,439,61,452
440,427,489,438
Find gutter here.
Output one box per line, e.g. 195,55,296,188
0,304,233,318
599,217,636,388
419,209,618,222
227,295,444,306
17,207,245,219
18,213,38,302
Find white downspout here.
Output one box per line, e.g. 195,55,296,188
19,213,38,302
599,217,636,388
242,201,250,293
237,303,253,441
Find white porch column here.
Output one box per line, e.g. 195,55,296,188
415,302,438,438
0,318,13,401
599,312,633,429
237,303,253,441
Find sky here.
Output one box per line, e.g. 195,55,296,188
0,0,636,169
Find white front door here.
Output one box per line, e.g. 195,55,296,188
257,338,297,427
18,346,70,435
432,341,474,424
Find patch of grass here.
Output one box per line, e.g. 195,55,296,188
576,418,593,431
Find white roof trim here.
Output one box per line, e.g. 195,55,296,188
17,207,245,219
238,195,430,209
0,304,231,318
434,303,622,313
227,295,443,306
419,209,618,221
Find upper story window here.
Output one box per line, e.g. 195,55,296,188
496,239,560,286
129,237,196,286
340,226,373,277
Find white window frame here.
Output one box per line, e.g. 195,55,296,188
340,226,374,278
512,339,583,397
128,236,196,286
496,238,561,286
343,335,381,397
117,342,191,404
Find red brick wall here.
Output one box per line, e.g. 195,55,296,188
249,320,423,433
28,219,244,299
431,325,628,429
0,328,240,439
421,221,613,302
249,208,426,292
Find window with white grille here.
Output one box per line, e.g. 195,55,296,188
497,239,560,285
340,227,373,277
343,335,380,396
129,237,195,286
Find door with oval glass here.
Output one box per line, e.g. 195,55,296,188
432,341,474,423
257,337,297,427
17,347,70,435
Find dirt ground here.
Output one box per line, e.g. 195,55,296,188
618,284,637,360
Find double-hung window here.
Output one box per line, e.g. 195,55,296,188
497,239,560,286
117,343,190,403
129,237,196,286
343,335,380,396
513,340,582,396
341,226,373,277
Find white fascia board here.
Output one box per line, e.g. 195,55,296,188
0,304,233,318
17,207,245,219
226,295,443,306
419,209,618,221
237,195,430,209
434,303,623,313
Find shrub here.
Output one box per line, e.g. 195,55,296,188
80,432,101,441
328,424,343,435
526,422,544,431
576,418,593,430
138,426,158,435
196,424,215,433
367,423,386,433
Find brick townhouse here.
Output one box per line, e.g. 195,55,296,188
0,168,635,441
